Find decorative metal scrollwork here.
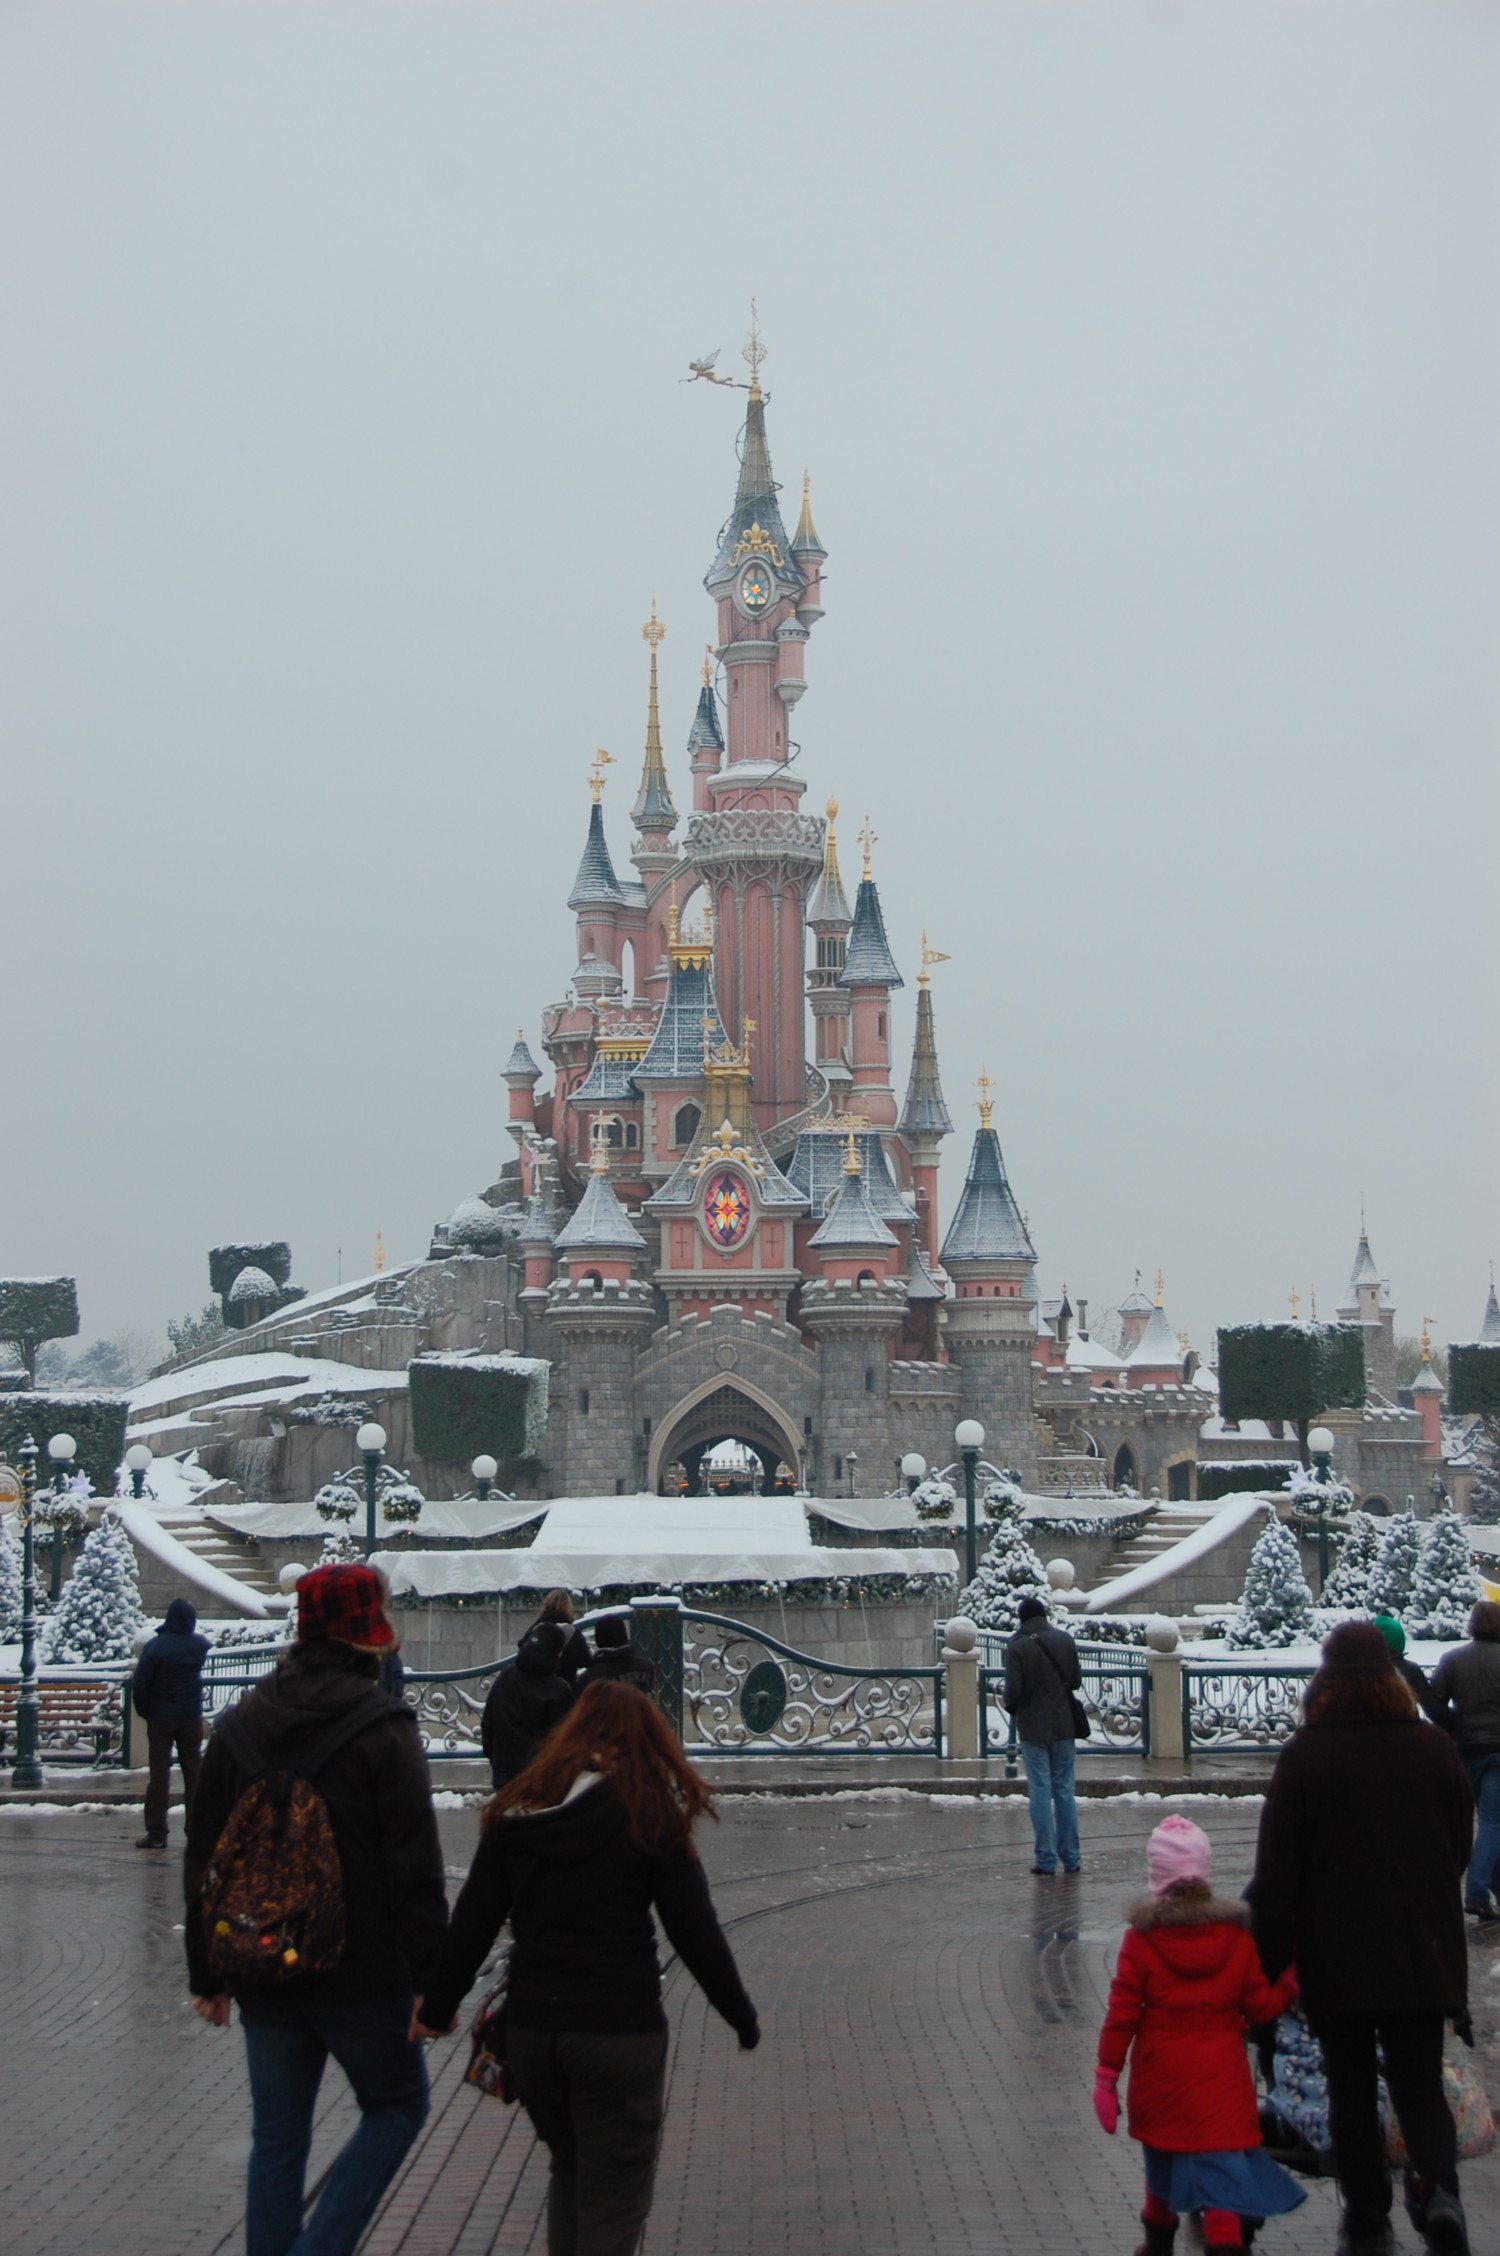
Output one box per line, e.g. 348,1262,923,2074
684,1616,938,1753
1184,1665,1308,1752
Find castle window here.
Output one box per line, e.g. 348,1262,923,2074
673,1102,701,1148
832,1455,843,1483
625,1122,639,1150
864,1366,876,1393
878,1012,886,1040
578,1387,591,1416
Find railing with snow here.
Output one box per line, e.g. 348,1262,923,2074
669,1604,942,1756
978,1644,1151,1769
1180,1658,1311,1757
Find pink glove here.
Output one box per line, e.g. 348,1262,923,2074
1093,2069,1120,2135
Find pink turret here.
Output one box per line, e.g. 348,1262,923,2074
839,826,902,1132
503,1032,542,1130
1411,1327,1445,1455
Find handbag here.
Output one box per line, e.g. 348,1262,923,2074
1384,2034,1495,2164
1036,1633,1091,1740
463,1946,516,2103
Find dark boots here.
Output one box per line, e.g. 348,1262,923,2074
1133,2220,1175,2256
1403,2178,1471,2256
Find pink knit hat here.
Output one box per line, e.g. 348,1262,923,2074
1147,1814,1213,1897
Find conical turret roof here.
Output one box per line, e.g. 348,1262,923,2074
634,952,729,1081
705,389,803,600
806,802,852,929
899,983,952,1137
1345,1230,1383,1299
503,1033,541,1084
1126,1300,1184,1371
687,679,723,755
791,471,826,558
1480,1278,1500,1344
838,877,903,989
809,1144,899,1251
940,1122,1034,1267
631,603,677,834
568,801,625,910
554,1154,647,1255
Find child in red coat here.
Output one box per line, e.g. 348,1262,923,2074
1094,1815,1304,2255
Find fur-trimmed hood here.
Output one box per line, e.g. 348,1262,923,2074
1127,1890,1251,1935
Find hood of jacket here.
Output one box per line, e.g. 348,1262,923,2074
240,1645,381,1748
162,1598,198,1635
1127,1891,1250,1979
497,1773,627,1861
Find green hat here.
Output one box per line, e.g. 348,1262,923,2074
1373,1614,1406,1659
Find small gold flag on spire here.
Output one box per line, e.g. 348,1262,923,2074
918,933,951,986
589,748,615,802
975,1070,995,1130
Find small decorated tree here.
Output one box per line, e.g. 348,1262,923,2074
317,1528,363,1566
1320,1511,1384,1612
42,1509,143,1663
1366,1508,1421,1618
956,1511,1050,1634
0,1515,23,1642
1229,1516,1315,1649
1406,1512,1482,1640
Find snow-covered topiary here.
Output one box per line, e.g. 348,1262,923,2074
446,1196,509,1253
1406,1511,1482,1640
0,1515,22,1642
983,1472,1026,1523
227,1264,277,1307
1229,1516,1315,1649
1283,1466,1355,1523
1366,1508,1421,1618
41,1508,143,1662
912,1477,956,1522
1466,1417,1500,1526
1320,1511,1384,1612
317,1528,362,1567
956,1514,1050,1634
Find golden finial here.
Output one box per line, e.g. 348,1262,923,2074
702,644,714,687
843,1122,862,1177
826,796,838,824
1421,1315,1435,1363
858,817,877,882
1154,1267,1165,1309
1289,1286,1301,1320
374,1232,385,1275
803,468,811,500
589,748,615,803
741,1015,756,1048
975,1071,995,1131
668,887,680,946
641,596,665,653
918,933,952,988
590,1138,610,1177
1310,1285,1318,1319
743,297,767,399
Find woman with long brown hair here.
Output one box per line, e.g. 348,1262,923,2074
413,1681,759,2256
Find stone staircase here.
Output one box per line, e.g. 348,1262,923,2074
1095,1501,1222,1590
150,1507,281,1600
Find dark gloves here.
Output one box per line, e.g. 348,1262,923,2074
1452,2009,1475,2049
738,2016,761,2051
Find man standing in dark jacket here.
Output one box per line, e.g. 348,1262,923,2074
1002,1595,1084,1876
184,1563,448,2256
1430,1600,1500,1919
1250,1622,1475,2256
581,1613,657,1697
132,1596,208,1849
481,1621,576,1788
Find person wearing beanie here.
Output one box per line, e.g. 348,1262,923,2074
581,1611,657,1697
131,1595,209,1848
481,1618,577,1789
183,1562,448,2256
1094,1815,1304,2255
1430,1600,1500,1920
1372,1613,1444,1726
1002,1592,1086,1875
1250,1621,1475,2256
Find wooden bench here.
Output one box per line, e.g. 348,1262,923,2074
0,1678,122,1764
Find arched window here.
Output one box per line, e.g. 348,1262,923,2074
857,1270,877,1288
673,1102,701,1149
582,1272,603,1293
1113,1444,1139,1491
604,1117,623,1148
624,1121,640,1150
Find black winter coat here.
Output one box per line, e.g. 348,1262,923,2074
1430,1636,1500,1755
480,1644,574,1788
419,1773,757,2041
182,1644,448,2002
581,1642,657,1697
132,1600,209,1722
1249,1715,1474,2017
1002,1619,1082,1742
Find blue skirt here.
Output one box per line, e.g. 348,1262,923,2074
1144,2146,1307,2219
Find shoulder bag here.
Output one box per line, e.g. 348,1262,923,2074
1036,1634,1091,1740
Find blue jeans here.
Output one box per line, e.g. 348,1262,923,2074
1019,1736,1080,1872
239,1989,429,2256
1464,1751,1500,1908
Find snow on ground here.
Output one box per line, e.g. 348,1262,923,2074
114,1498,273,1617
129,1354,410,1420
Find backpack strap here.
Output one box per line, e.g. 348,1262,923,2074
294,1691,402,1782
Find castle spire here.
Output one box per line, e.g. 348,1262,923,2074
838,838,903,990
806,799,852,929
568,753,625,910
630,597,678,844
791,469,826,558
899,946,953,1139
940,1097,1036,1269
1480,1266,1500,1343
705,305,800,598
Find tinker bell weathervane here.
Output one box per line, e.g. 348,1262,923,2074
682,301,768,392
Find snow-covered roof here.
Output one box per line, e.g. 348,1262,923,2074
567,802,626,909
553,1165,647,1254
129,1354,411,1420
1066,1335,1127,1373
808,1165,899,1252
633,955,728,1081
939,1125,1034,1267
838,876,903,989
786,1128,908,1223
502,1035,541,1083
1481,1282,1500,1344
1125,1302,1185,1370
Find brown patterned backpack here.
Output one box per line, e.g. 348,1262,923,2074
199,1693,392,1987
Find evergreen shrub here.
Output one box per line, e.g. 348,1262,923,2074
209,1243,292,1297
1198,1460,1301,1501
1217,1322,1365,1426
1449,1344,1500,1419
0,1391,130,1498
408,1354,549,1473
0,1279,80,1380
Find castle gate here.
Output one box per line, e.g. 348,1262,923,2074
649,1378,804,1497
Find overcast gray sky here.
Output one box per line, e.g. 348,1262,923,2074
2,0,1496,1364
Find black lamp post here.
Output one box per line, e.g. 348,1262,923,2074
1307,1424,1335,1593
11,1438,43,1790
356,1422,387,1560
955,1419,985,1587
472,1454,497,1504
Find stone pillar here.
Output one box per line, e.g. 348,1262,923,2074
1144,1617,1185,1764
941,1615,980,1760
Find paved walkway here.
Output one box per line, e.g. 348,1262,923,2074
2,1795,1496,2255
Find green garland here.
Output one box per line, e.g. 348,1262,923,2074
390,1570,956,1610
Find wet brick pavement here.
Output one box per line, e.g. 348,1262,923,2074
2,1793,1497,2255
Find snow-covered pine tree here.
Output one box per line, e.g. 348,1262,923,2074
1366,1508,1421,1618
1320,1511,1384,1612
0,1514,22,1642
956,1511,1050,1634
317,1528,362,1566
42,1508,143,1662
1229,1515,1315,1649
1406,1511,1482,1640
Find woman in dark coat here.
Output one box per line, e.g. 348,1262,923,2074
479,1621,575,1789
1249,1622,1475,2256
534,1587,592,1687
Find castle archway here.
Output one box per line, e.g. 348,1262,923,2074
649,1376,804,1499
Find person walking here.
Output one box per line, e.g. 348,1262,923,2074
414,1680,760,2256
580,1612,657,1697
1429,1599,1500,1921
480,1620,576,1790
1372,1615,1444,1724
132,1596,209,1849
533,1587,592,1686
1249,1621,1475,2256
1093,1814,1305,2255
1002,1593,1084,1874
183,1562,448,2256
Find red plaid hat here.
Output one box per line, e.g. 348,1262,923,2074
295,1563,397,1653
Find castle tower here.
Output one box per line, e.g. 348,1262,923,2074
687,651,725,816
1336,1223,1397,1403
630,600,678,883
838,826,903,1131
632,899,730,1176
940,1079,1039,1482
567,753,626,1002
547,1145,655,1493
1411,1323,1445,1458
898,938,954,1260
689,313,824,1131
805,799,854,1103
1124,1270,1187,1388
503,1032,542,1136
800,1132,909,1496
1479,1270,1500,1344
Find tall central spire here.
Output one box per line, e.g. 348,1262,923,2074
631,596,677,852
